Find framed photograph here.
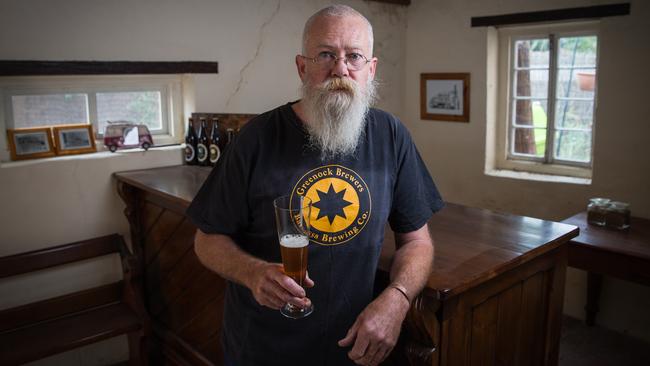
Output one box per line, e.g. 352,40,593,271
420,73,470,122
7,127,56,161
53,124,97,155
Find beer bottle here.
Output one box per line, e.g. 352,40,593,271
209,117,221,166
197,118,209,166
184,118,198,165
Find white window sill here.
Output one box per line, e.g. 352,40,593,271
1,144,183,169
485,168,592,185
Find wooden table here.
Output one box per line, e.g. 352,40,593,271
563,212,650,325
115,165,578,366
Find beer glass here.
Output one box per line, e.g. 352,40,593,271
273,195,313,319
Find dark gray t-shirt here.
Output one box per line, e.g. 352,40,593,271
186,102,444,366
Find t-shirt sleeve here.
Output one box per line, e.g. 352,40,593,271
186,139,251,236
388,120,444,233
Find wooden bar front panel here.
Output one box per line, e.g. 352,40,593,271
142,201,225,365
117,168,224,366
416,246,567,366
115,166,577,366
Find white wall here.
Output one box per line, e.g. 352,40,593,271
405,0,650,342
0,1,406,364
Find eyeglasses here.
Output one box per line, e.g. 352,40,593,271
301,51,371,71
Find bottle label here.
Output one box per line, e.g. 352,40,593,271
185,145,195,162
197,143,208,162
209,144,221,163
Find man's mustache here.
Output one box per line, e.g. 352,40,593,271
322,77,356,93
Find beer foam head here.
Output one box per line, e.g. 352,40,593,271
280,234,309,248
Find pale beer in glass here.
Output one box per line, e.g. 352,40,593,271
273,195,313,319
280,234,308,286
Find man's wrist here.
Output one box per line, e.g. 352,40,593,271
242,259,267,290
389,282,411,307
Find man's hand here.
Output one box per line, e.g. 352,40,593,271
193,231,316,311
337,288,410,366
249,262,314,310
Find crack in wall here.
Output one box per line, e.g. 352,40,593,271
225,0,282,108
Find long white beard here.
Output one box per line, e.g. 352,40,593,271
301,77,377,160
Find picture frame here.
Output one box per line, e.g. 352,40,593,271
420,73,470,122
53,124,97,155
7,127,56,161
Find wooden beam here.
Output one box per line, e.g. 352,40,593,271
0,60,218,76
471,3,630,27
370,0,410,6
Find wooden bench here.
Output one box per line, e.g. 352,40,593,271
0,234,149,365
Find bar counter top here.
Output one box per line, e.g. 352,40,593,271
115,164,578,301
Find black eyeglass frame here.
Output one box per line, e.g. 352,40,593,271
300,52,372,71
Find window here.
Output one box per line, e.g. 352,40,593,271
1,75,184,158
493,22,599,180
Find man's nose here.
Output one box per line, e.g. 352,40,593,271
330,57,349,78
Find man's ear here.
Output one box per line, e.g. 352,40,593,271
296,55,307,82
368,57,378,80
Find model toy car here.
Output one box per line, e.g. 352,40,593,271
103,121,153,152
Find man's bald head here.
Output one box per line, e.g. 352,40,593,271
302,4,374,56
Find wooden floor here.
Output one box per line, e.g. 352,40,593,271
59,316,650,365
559,316,650,366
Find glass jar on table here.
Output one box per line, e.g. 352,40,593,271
587,198,610,226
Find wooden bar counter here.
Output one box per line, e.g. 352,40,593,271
115,165,578,366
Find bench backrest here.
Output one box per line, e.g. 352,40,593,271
0,234,126,279
0,234,130,332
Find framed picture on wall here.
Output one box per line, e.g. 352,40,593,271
53,124,97,155
7,127,56,161
420,73,470,122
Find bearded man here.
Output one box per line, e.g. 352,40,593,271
187,4,444,366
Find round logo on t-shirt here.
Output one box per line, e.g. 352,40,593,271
292,165,371,246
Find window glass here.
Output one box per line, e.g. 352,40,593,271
11,94,88,128
513,99,548,127
512,38,550,162
513,127,546,157
554,35,597,163
96,91,162,134
558,36,598,67
507,32,597,168
515,70,549,98
554,130,592,162
556,69,597,98
515,39,549,68
555,100,594,129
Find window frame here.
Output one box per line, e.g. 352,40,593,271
496,21,599,179
0,74,184,160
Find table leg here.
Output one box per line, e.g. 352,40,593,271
585,272,603,326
